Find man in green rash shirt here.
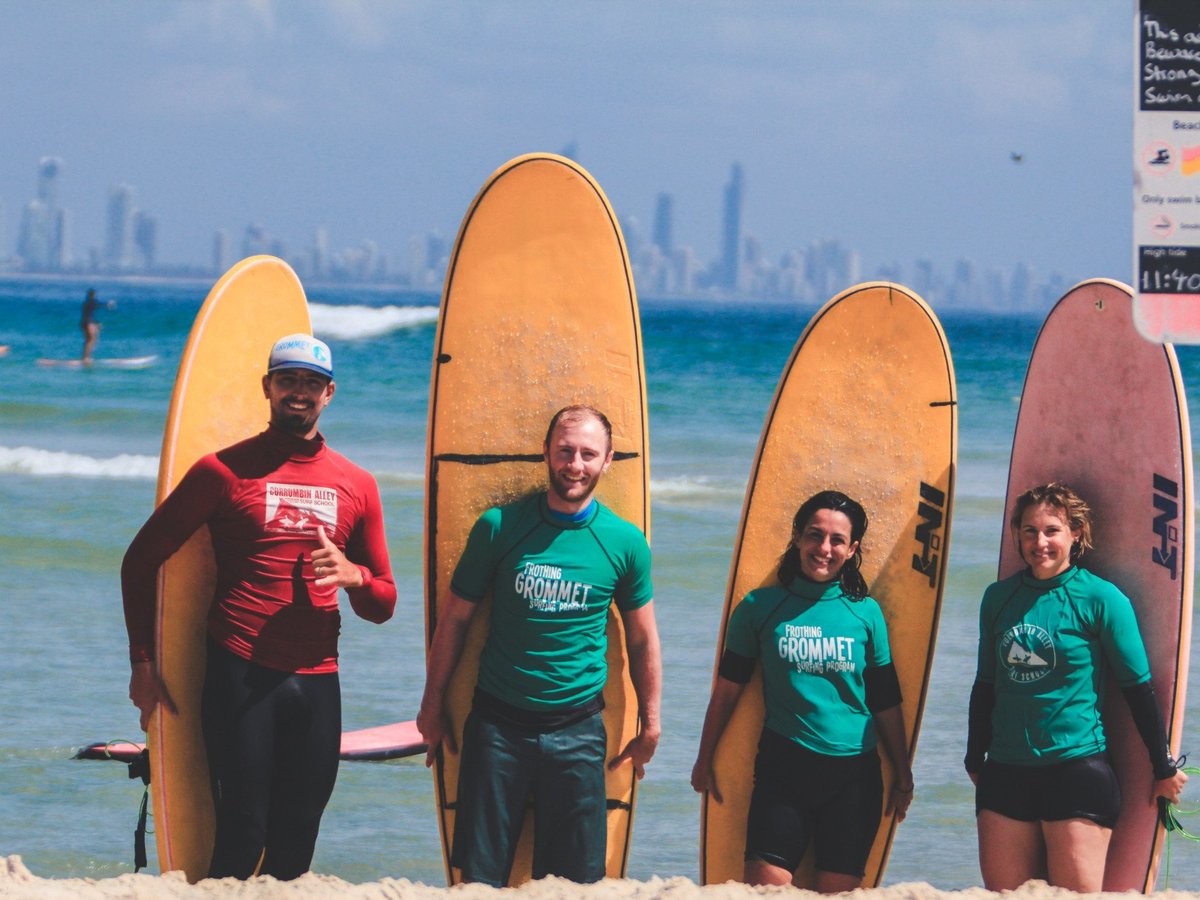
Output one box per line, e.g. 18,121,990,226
417,405,662,887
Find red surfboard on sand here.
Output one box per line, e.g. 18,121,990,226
1001,279,1193,893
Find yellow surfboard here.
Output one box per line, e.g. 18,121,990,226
425,153,649,886
699,282,956,887
147,256,311,881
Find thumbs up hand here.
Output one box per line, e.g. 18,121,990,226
311,524,363,589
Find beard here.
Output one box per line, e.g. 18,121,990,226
547,465,601,505
270,401,320,436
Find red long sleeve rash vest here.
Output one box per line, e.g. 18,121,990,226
122,426,396,674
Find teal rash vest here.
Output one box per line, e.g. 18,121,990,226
976,566,1152,765
451,493,653,711
725,577,891,756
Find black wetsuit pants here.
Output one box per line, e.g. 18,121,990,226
201,641,341,880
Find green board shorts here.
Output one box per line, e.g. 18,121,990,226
452,706,608,886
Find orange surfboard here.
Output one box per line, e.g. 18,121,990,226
425,153,649,886
147,256,311,881
1001,279,1193,893
699,282,956,887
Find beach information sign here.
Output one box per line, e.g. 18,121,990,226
1134,0,1200,343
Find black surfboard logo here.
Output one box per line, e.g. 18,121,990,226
1152,473,1180,580
912,481,946,589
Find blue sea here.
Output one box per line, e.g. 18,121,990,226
3,274,1200,890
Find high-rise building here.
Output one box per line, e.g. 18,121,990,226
212,229,231,274
673,246,698,295
52,207,71,269
242,223,272,258
719,164,744,292
37,157,62,206
105,184,135,271
313,227,329,278
652,193,674,258
18,157,69,270
134,211,158,270
17,200,52,270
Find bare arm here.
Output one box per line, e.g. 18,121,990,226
416,590,478,767
690,675,747,803
608,601,662,779
874,704,914,821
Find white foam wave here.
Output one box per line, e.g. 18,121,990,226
310,303,439,340
0,446,158,479
650,475,745,502
372,467,427,488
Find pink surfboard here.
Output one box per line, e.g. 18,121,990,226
1000,279,1193,892
77,720,426,764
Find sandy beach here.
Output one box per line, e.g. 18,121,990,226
3,856,1198,900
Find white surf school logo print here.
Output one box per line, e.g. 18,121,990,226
264,483,338,535
999,624,1055,683
777,625,858,674
514,563,593,613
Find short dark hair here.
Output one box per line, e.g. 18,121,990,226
543,405,612,451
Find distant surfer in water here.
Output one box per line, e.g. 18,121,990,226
691,490,913,892
965,482,1187,892
121,333,396,881
417,405,662,886
80,288,114,364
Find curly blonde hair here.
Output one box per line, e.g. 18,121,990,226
1009,481,1094,560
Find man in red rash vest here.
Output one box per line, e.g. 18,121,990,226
122,333,396,880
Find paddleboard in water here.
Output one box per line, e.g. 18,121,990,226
37,355,157,369
425,153,649,886
1001,279,1192,893
700,281,956,888
148,255,310,882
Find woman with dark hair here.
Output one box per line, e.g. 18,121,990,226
691,490,912,892
966,482,1187,892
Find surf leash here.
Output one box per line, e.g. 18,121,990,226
1159,761,1200,889
72,739,154,872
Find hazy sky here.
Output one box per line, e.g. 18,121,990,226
0,1,1134,281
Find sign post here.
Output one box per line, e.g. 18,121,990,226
1134,0,1200,342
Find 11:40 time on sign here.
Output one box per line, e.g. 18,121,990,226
1139,246,1200,293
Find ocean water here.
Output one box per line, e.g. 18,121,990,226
2,275,1200,889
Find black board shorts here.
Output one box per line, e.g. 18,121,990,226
975,753,1121,828
745,728,883,876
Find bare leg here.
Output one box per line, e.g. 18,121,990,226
1042,818,1111,892
744,859,793,886
814,870,863,894
82,323,99,363
977,809,1045,890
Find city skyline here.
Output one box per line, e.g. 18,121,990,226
0,153,1071,309
0,2,1138,297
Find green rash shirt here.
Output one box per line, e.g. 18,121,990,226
451,493,653,711
976,566,1152,766
726,577,891,756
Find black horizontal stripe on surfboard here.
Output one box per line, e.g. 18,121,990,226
435,450,639,465
930,400,956,407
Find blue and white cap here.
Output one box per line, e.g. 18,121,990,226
267,333,333,379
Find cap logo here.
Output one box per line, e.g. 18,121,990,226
267,333,333,378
